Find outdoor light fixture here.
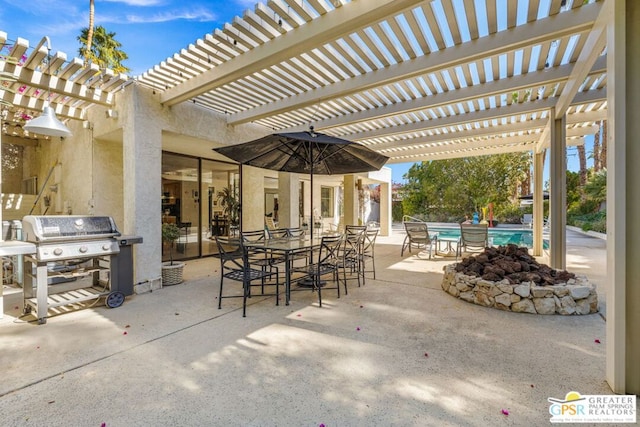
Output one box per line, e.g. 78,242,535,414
24,36,72,138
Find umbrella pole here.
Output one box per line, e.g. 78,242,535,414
309,142,314,238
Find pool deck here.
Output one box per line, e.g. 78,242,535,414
0,224,616,426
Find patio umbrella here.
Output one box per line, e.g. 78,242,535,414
518,192,550,200
213,127,389,236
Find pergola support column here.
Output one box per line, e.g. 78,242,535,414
548,108,566,269
532,151,544,256
278,172,299,229
607,0,640,395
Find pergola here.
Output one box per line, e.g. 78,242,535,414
0,0,638,394
135,0,607,265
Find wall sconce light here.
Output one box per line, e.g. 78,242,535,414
23,36,73,138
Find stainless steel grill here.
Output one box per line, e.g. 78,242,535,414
22,215,124,324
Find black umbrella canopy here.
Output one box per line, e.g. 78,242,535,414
214,129,389,235
518,192,550,200
214,130,389,175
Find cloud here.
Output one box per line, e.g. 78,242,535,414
125,8,217,24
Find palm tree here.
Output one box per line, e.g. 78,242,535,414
85,0,95,65
78,26,130,73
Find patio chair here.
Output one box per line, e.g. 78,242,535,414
292,234,343,307
361,228,379,281
214,236,279,317
401,221,438,259
338,226,366,290
266,228,289,239
521,213,533,228
265,215,278,230
241,230,284,292
456,223,489,261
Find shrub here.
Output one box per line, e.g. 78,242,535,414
493,203,524,224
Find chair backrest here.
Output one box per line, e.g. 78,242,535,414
404,221,432,242
522,213,533,225
214,236,245,268
362,228,379,253
265,216,277,230
287,227,305,238
317,234,343,265
241,229,265,242
459,223,488,249
345,224,366,234
267,228,288,239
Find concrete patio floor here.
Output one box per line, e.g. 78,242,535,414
0,227,614,426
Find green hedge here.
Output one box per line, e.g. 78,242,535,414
567,211,606,233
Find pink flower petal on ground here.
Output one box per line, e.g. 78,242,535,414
319,424,325,427
594,339,601,344
501,409,509,416
101,423,106,427
123,331,128,335
297,314,302,317
356,327,361,331
424,353,429,357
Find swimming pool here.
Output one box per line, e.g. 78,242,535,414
429,227,546,249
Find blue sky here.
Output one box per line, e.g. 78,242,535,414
0,0,592,184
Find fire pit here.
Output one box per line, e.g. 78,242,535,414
441,245,598,315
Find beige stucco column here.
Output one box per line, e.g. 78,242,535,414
607,0,640,395
532,151,544,256
278,172,299,228
121,85,162,292
240,165,265,232
379,181,391,236
343,174,357,226
548,108,566,269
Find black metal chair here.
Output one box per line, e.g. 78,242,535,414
291,234,342,307
338,226,365,292
241,230,285,292
401,221,438,258
361,227,379,281
267,228,289,239
214,236,279,317
285,227,311,265
456,223,489,260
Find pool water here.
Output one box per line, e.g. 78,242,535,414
430,227,545,249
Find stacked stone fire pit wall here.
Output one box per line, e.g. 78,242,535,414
441,245,598,315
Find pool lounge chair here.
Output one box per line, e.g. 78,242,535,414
456,223,489,260
401,221,438,259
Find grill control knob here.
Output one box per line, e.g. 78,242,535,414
102,244,111,251
53,248,63,256
79,246,88,253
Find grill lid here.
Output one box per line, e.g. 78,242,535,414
22,215,121,242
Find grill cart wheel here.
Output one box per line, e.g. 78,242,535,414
106,291,125,308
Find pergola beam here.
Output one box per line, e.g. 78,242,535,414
535,0,610,152
160,0,424,106
290,56,607,134
352,88,605,147
228,2,602,125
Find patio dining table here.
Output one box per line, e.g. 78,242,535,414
244,236,334,305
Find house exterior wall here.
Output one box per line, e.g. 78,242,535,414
18,82,391,294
